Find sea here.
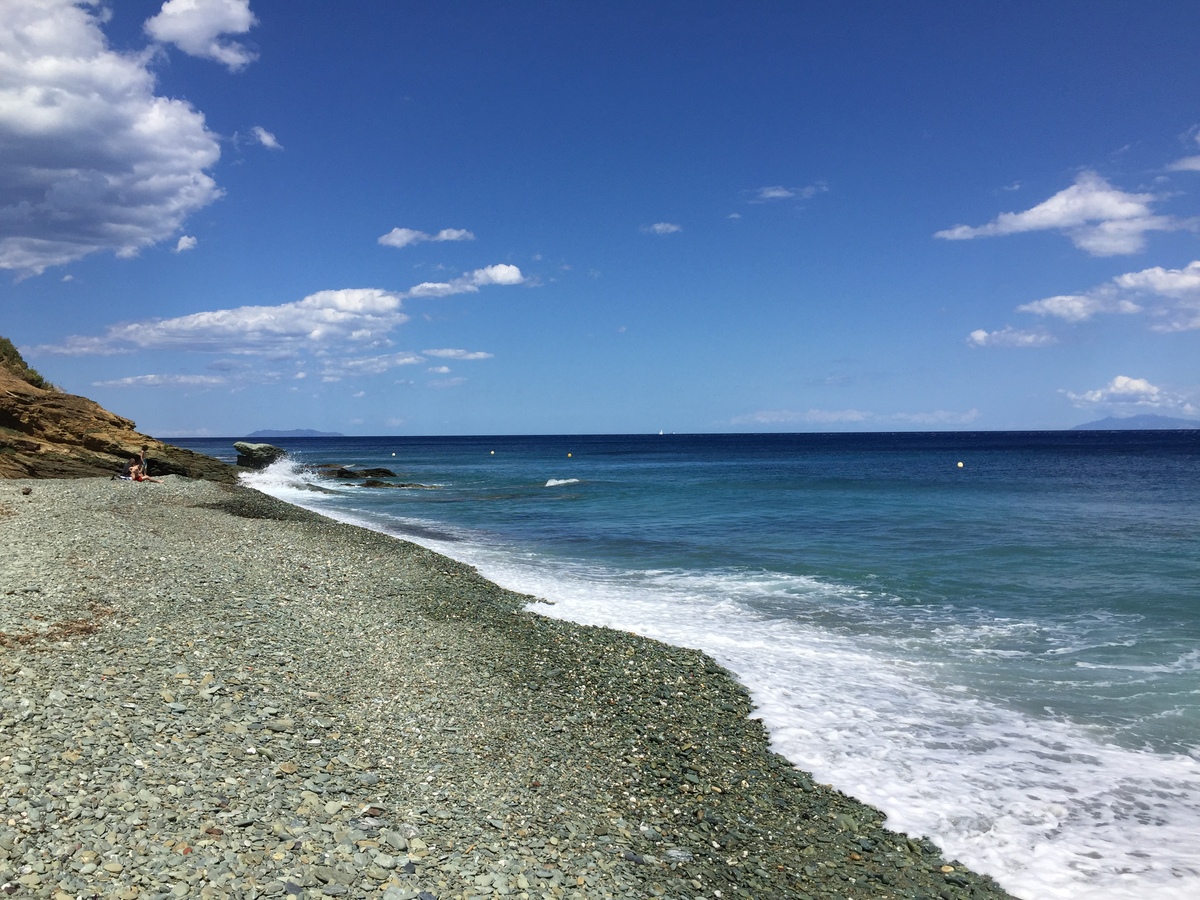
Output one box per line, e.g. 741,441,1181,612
171,431,1200,900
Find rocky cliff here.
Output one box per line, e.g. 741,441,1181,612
0,338,236,482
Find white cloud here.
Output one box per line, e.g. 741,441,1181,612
174,235,198,253
36,288,409,355
406,264,524,298
34,263,526,358
1168,156,1200,173
144,0,258,71
423,348,493,360
643,222,682,235
428,376,467,389
1066,375,1196,416
967,327,1056,347
935,170,1182,256
1114,260,1200,298
469,263,523,286
1167,129,1200,172
318,352,423,382
251,126,281,150
750,182,828,203
1016,292,1142,323
92,373,226,388
0,0,223,276
427,366,451,374
1018,260,1200,331
377,227,475,249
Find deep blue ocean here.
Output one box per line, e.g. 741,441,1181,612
172,431,1200,900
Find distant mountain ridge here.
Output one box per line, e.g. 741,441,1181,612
245,429,345,438
1072,414,1200,430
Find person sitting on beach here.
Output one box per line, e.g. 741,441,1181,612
118,457,137,480
131,462,161,483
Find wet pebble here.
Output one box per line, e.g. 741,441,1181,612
0,477,1020,899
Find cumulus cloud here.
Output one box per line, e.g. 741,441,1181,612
1114,260,1200,298
0,0,223,276
144,0,258,71
174,235,198,253
35,288,410,356
1065,375,1197,416
642,222,682,235
755,186,794,201
1017,291,1145,323
935,171,1182,256
406,264,524,298
251,126,281,150
1018,260,1200,332
377,227,475,249
29,265,523,389
967,327,1056,347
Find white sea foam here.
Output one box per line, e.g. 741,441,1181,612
239,456,336,498
545,478,581,487
242,470,1200,900
1075,648,1200,673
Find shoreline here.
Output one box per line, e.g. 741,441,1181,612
1,477,1017,899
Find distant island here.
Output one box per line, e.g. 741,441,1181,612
244,429,345,438
1072,414,1200,430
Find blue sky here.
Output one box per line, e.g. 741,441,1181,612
3,0,1199,436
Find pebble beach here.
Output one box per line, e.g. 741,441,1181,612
0,476,1017,900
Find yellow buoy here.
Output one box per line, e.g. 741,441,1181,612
568,452,572,458
957,461,964,468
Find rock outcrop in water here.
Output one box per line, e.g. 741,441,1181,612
233,441,287,469
0,336,236,482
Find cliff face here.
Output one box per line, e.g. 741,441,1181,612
0,347,236,482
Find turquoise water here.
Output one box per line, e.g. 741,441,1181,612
174,431,1200,899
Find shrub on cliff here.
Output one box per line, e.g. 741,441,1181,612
0,336,53,390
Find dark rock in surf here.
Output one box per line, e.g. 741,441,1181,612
233,441,287,469
315,465,397,479
359,480,438,489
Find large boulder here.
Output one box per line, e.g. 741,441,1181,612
234,442,287,469
0,340,237,482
